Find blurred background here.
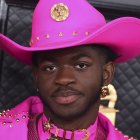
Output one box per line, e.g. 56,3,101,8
0,0,140,139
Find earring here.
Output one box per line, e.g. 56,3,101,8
100,85,109,98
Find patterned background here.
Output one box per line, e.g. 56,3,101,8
0,2,140,139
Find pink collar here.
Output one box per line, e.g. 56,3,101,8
38,114,98,140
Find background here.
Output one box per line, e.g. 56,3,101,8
0,0,140,139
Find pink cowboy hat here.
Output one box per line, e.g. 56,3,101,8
0,0,140,65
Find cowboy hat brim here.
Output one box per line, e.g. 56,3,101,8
0,17,140,65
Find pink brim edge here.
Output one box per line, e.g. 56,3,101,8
0,17,140,65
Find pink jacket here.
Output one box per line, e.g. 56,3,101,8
0,96,134,140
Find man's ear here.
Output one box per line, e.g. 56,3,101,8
102,62,115,86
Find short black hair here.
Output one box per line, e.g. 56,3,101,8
32,44,119,66
87,44,119,63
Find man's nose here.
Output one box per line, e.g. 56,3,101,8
55,67,76,86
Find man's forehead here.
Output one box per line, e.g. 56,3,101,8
34,45,101,59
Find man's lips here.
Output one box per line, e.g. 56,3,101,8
52,90,82,105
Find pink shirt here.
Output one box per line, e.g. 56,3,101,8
0,96,134,140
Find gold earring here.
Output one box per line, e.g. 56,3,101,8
100,85,109,98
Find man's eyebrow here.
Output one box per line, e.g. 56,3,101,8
40,56,57,62
71,54,92,60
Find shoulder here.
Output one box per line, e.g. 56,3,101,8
0,109,29,139
0,96,43,139
98,113,137,140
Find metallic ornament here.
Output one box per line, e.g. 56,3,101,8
59,32,63,37
85,31,90,36
100,85,109,98
51,3,69,22
72,31,77,36
43,120,52,133
45,34,50,39
78,129,90,140
54,128,59,137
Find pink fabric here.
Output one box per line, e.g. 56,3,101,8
0,0,140,64
38,114,98,139
0,96,130,139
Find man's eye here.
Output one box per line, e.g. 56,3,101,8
42,65,57,72
75,63,88,69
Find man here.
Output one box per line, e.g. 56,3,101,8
0,0,140,139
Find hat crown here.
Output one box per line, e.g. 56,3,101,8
30,0,106,47
1,0,140,64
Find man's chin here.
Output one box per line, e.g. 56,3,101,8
50,110,85,121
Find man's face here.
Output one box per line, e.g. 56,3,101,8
33,46,114,120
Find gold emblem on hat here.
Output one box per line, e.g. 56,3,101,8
51,3,69,22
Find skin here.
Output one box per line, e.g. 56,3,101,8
33,45,115,130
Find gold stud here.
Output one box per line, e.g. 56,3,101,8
59,32,63,37
16,118,20,122
2,122,6,125
72,31,77,36
43,120,52,133
36,37,40,41
55,128,59,137
8,115,12,118
85,32,90,36
9,124,13,128
22,115,26,119
45,34,50,39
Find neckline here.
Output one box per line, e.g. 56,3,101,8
37,113,98,140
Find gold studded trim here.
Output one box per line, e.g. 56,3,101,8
51,3,69,22
29,31,90,45
0,109,29,128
